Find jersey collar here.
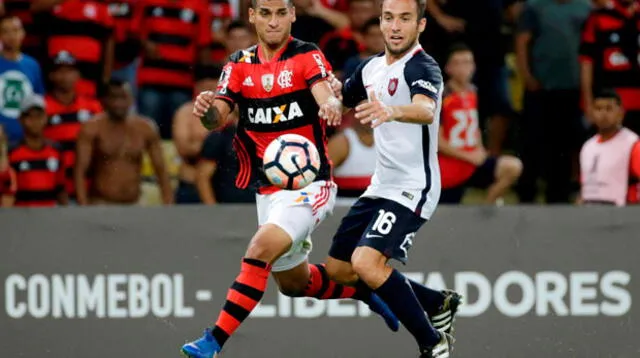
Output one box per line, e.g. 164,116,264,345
257,36,293,64
385,43,423,66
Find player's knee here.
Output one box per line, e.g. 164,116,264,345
325,260,358,286
351,248,386,283
245,224,293,264
498,155,523,182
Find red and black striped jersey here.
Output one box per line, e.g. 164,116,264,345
8,141,65,207
99,0,140,67
215,37,333,194
133,0,212,90
579,2,640,111
43,95,102,195
48,0,114,98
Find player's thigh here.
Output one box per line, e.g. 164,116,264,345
328,197,382,263
356,199,426,265
268,181,337,273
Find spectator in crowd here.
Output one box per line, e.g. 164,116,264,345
342,17,384,79
426,0,520,155
515,0,591,204
578,89,640,206
328,118,375,204
290,0,349,44
8,95,67,207
438,44,522,204
74,79,172,205
172,64,221,204
0,123,17,207
0,15,45,143
319,0,377,76
579,0,640,135
225,20,256,55
44,51,102,199
209,2,238,64
108,0,142,96
47,0,114,98
133,0,212,139
0,0,55,61
196,117,255,205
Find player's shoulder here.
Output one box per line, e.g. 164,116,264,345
281,38,324,60
228,45,258,63
404,49,442,79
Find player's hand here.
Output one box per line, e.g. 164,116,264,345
193,91,215,118
319,96,343,127
355,91,397,128
327,72,343,101
466,148,488,166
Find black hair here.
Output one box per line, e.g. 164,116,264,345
593,88,622,105
362,17,380,33
250,0,292,8
446,42,473,62
194,64,223,82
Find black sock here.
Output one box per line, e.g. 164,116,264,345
409,280,446,317
352,280,373,304
374,269,440,349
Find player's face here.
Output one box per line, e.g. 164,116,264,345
592,98,624,132
50,66,80,92
20,109,47,137
0,18,25,51
380,0,426,57
104,86,132,120
249,0,295,49
446,51,475,84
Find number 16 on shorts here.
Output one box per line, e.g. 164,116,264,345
359,202,426,264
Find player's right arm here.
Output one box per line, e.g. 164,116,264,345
193,61,241,130
341,57,373,111
74,119,98,206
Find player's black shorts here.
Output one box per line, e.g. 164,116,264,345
440,156,498,204
329,197,426,264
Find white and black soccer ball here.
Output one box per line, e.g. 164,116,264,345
263,134,321,190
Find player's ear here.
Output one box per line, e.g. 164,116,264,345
248,8,256,24
291,6,297,23
418,17,426,33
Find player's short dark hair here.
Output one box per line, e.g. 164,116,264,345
226,20,249,34
446,42,473,62
381,0,427,19
362,17,380,33
194,64,223,82
593,88,622,105
250,0,292,8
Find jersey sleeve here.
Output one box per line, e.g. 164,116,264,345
404,52,443,102
630,141,640,178
579,13,597,64
215,60,243,108
200,131,226,163
342,56,372,108
301,45,333,87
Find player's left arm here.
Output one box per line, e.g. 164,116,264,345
357,54,443,127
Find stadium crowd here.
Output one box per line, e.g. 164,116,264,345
0,0,638,208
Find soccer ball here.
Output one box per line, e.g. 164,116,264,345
263,134,321,190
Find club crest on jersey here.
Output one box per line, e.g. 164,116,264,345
262,74,275,92
388,78,399,96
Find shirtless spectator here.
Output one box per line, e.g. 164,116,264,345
75,80,172,205
328,119,375,205
0,124,17,207
172,65,221,204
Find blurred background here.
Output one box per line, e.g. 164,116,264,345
0,0,638,208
